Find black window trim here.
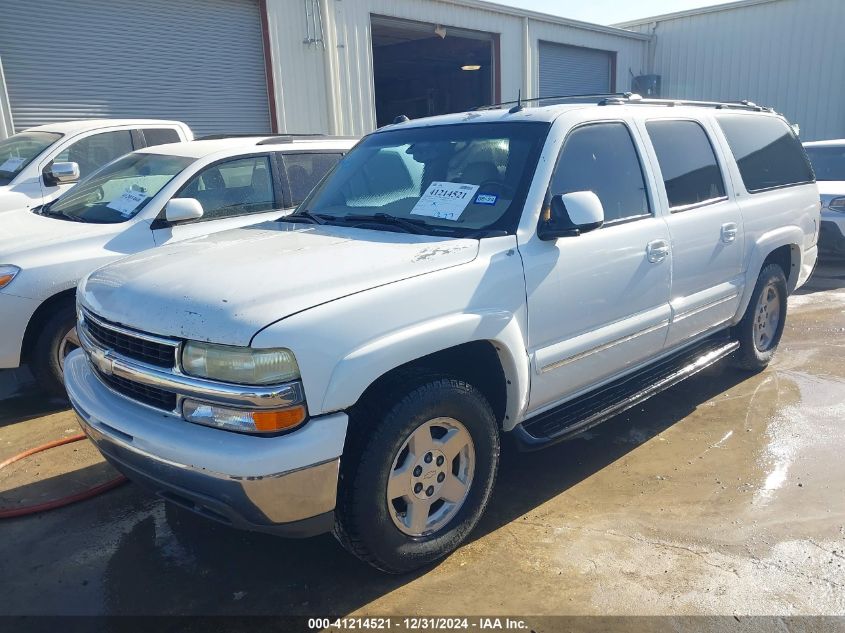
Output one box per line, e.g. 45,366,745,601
717,114,815,195
545,119,654,231
645,117,730,214
153,151,281,228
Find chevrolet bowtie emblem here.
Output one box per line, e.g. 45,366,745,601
91,348,114,376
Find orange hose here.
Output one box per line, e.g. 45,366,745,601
0,433,127,518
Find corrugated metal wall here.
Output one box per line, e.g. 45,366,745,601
622,0,845,141
0,0,271,136
266,0,649,136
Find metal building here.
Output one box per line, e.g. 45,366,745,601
0,0,649,138
617,0,845,141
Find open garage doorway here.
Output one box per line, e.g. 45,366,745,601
370,15,497,127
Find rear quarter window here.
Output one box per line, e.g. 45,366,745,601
142,128,182,147
717,115,814,193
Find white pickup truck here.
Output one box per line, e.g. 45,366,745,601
65,96,819,573
0,119,193,213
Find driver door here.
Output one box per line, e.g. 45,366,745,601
521,120,673,414
152,154,283,245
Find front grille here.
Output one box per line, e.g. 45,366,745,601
83,313,177,368
97,370,178,412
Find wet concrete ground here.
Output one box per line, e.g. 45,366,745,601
1,261,844,617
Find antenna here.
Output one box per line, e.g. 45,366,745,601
508,90,524,114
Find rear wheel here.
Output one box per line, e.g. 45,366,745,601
733,263,788,371
334,376,499,573
30,302,78,397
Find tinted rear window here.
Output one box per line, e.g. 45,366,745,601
804,145,845,182
646,120,726,209
142,128,181,147
717,115,814,193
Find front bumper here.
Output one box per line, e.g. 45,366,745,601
64,350,349,537
0,291,40,368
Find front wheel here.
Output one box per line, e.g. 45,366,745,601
334,377,499,573
30,302,79,397
733,263,788,372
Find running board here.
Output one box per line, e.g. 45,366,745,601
513,334,740,450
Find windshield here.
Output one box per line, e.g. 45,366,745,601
804,146,845,181
0,131,62,184
47,152,195,223
299,122,550,235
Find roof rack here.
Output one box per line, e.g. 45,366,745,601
196,133,287,140
474,92,774,113
196,133,357,144
597,94,774,112
475,92,633,111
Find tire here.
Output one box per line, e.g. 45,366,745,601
30,302,79,398
733,263,788,372
334,376,500,573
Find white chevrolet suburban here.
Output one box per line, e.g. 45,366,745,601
65,96,819,573
0,119,193,213
0,135,354,394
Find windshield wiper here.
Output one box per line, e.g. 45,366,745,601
339,213,431,235
279,209,327,225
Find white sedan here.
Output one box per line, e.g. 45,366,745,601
0,134,355,394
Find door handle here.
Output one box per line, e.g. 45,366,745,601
721,222,738,243
646,239,670,263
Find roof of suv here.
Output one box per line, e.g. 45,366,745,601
378,97,781,132
24,119,187,135
136,136,358,160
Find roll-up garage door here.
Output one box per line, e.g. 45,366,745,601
0,0,271,136
539,41,613,99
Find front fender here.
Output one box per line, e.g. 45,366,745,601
321,311,530,430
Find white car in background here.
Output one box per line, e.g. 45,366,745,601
803,140,845,255
0,119,193,213
0,134,355,394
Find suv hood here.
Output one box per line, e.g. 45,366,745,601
80,222,480,346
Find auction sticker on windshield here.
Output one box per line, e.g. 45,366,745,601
107,189,148,216
411,181,479,221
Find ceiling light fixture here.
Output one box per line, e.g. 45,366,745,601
461,64,481,71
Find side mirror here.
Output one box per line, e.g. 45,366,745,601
165,197,204,224
48,161,80,185
538,191,604,240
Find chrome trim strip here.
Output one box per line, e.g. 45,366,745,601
540,319,670,373
672,293,739,323
78,326,304,409
81,308,182,348
88,360,181,417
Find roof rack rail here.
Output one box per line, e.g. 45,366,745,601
256,134,358,145
475,92,634,111
598,95,774,112
195,133,290,140
473,92,774,113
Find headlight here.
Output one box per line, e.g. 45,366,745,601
182,399,307,434
181,341,300,385
0,265,20,289
828,197,845,213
